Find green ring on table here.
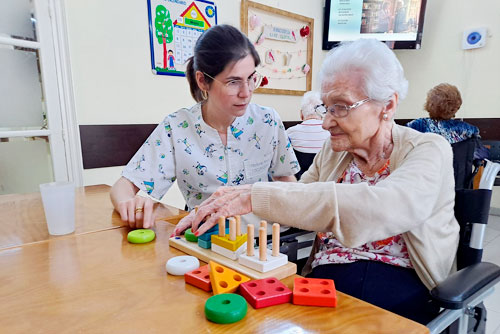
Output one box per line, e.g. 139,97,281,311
127,229,156,244
205,293,247,324
184,228,198,242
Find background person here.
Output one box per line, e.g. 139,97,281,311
286,91,330,179
180,39,459,325
286,91,330,154
407,83,480,144
111,25,298,230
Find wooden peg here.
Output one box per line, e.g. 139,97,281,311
229,217,236,241
259,227,267,262
272,223,280,257
235,215,241,236
260,220,267,230
218,216,225,237
247,224,254,256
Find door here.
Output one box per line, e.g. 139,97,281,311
0,0,72,194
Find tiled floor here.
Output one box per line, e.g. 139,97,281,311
485,214,500,334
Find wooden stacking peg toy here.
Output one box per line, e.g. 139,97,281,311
259,227,267,262
229,218,236,241
211,216,247,260
246,224,254,257
272,223,279,257
235,215,241,236
260,220,267,230
218,216,225,237
238,221,288,272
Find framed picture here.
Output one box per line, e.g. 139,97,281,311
147,0,218,76
241,0,314,95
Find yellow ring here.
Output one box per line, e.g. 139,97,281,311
135,207,143,213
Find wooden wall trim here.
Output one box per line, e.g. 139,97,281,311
80,124,156,169
80,118,500,169
285,118,500,141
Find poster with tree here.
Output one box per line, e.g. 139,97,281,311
147,0,218,76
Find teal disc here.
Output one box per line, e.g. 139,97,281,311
184,228,198,242
127,229,155,244
205,293,247,324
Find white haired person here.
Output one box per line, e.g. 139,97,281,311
286,91,330,179
177,39,459,324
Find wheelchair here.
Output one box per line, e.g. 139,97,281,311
427,138,500,334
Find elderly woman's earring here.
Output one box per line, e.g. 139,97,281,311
201,90,208,100
383,113,389,121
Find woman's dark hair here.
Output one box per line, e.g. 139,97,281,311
185,24,260,102
425,83,462,120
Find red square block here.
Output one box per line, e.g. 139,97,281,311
292,277,337,307
239,277,292,309
184,264,212,292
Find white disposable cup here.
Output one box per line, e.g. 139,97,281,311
39,181,76,235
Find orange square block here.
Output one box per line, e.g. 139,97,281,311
292,277,337,307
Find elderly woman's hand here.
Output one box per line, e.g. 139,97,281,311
172,185,253,237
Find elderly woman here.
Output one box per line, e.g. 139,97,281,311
407,83,480,144
176,39,459,324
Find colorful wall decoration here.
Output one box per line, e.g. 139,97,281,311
241,0,313,96
147,0,217,76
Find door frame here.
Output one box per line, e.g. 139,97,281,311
0,0,83,186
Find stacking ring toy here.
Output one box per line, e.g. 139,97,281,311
205,293,247,324
184,228,198,242
165,256,200,275
127,229,155,244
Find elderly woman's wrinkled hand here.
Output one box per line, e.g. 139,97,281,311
173,185,253,237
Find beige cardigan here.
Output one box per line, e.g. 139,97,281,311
252,124,460,290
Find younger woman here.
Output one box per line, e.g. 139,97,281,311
111,25,298,229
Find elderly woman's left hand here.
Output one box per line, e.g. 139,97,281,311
172,185,253,237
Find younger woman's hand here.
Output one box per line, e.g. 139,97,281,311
116,195,156,229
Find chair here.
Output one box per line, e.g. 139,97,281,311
293,149,316,180
451,137,480,190
276,149,318,271
427,158,500,333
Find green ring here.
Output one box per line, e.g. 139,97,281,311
205,293,247,324
127,229,156,244
184,228,198,242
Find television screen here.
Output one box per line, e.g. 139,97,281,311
322,0,427,50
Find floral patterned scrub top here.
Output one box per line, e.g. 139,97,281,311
122,103,299,211
311,159,413,269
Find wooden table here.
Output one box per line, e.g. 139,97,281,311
0,186,429,333
0,185,187,250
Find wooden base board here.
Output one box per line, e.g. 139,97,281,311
169,236,297,280
239,250,288,272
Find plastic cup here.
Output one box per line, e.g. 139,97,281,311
39,181,76,235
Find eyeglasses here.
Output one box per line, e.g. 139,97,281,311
203,72,263,96
315,98,371,118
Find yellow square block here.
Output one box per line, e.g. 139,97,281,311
211,234,247,252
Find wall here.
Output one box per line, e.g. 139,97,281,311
63,0,500,209
396,0,500,119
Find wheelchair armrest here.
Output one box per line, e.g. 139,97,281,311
430,262,500,310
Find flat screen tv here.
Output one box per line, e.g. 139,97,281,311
322,0,427,50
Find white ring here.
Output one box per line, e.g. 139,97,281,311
165,255,200,276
